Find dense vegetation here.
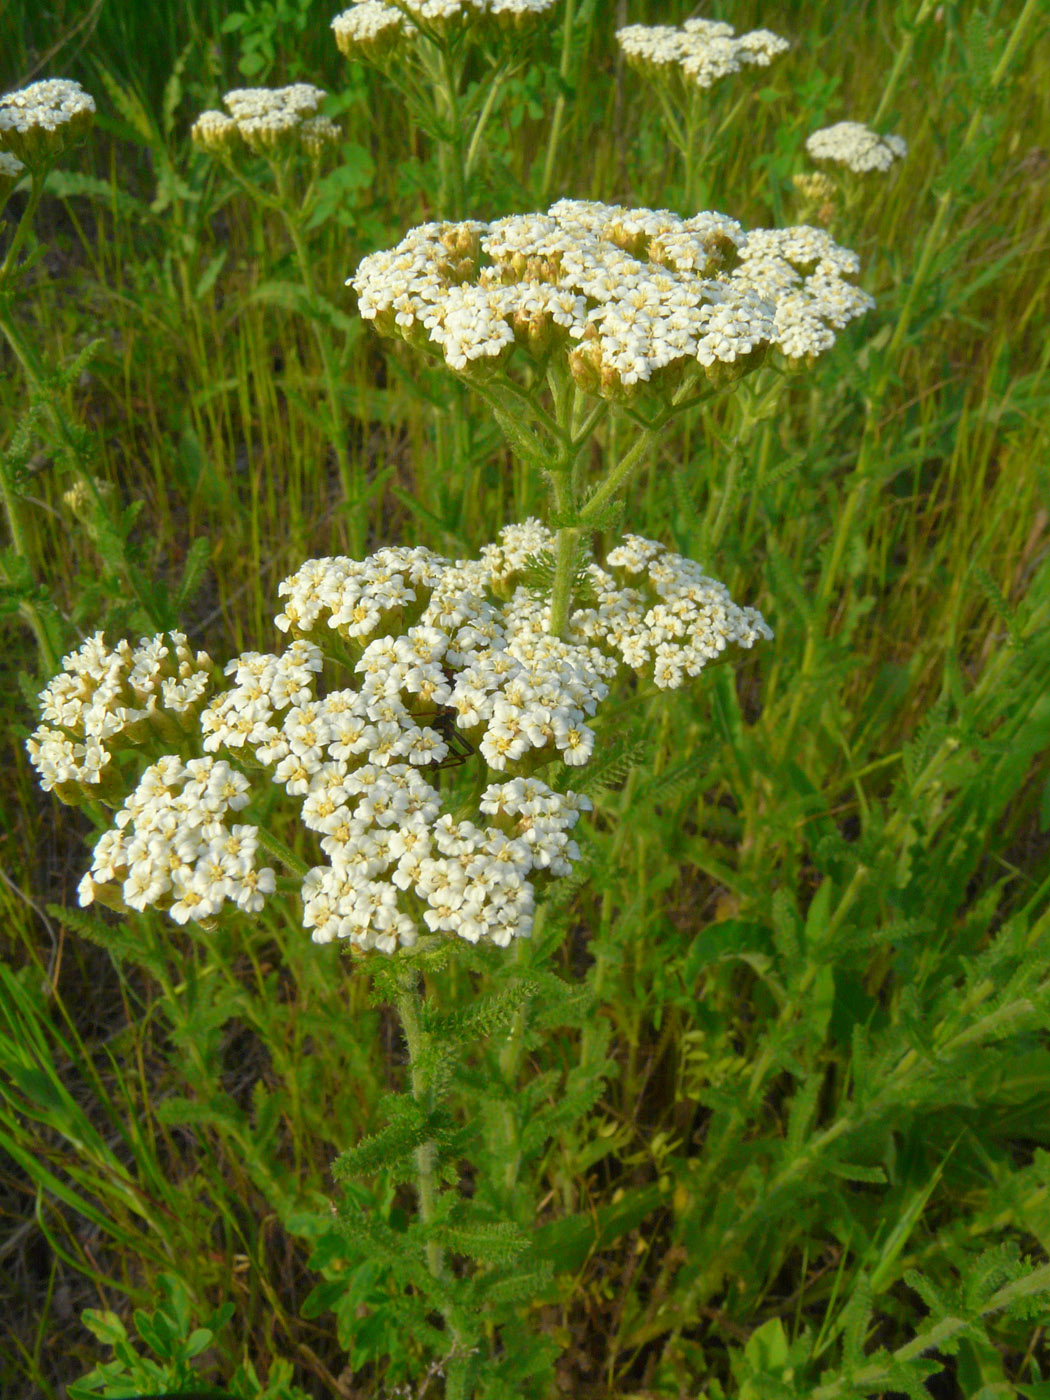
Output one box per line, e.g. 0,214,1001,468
2,1,1049,1396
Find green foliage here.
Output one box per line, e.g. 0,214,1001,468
68,1273,309,1399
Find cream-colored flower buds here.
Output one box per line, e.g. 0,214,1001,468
0,79,95,169
62,476,116,542
190,110,239,156
300,115,342,159
191,86,337,161
332,2,415,62
0,149,25,206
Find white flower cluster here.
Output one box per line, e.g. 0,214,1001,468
331,0,556,56
351,199,873,395
191,85,339,158
26,632,214,802
616,18,789,90
572,532,774,688
806,122,907,174
0,78,95,166
29,527,772,955
78,757,275,924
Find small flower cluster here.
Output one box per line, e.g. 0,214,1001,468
616,18,789,90
806,122,907,174
26,632,214,804
331,0,556,57
79,757,275,924
191,85,339,159
28,527,771,955
0,78,95,168
572,532,774,688
350,199,873,396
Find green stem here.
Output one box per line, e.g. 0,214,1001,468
495,922,542,1202
705,441,739,551
683,84,700,212
436,41,467,217
549,473,581,639
576,418,661,528
0,166,50,285
272,164,360,554
394,964,446,1280
870,0,940,128
252,824,311,879
464,62,506,184
391,968,477,1396
652,80,687,156
539,0,576,201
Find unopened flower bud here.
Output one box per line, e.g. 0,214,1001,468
331,3,415,62
0,149,25,206
300,115,341,158
191,109,239,156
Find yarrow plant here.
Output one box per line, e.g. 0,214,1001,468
29,501,772,1394
796,121,908,233
331,0,560,216
352,197,872,632
616,18,790,208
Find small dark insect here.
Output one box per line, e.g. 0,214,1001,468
418,705,476,770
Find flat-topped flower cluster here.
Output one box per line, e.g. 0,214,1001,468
0,78,95,167
332,0,556,57
616,18,789,90
806,122,908,174
28,525,771,954
351,199,874,395
191,84,340,158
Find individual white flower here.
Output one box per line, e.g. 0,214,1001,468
806,122,908,174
